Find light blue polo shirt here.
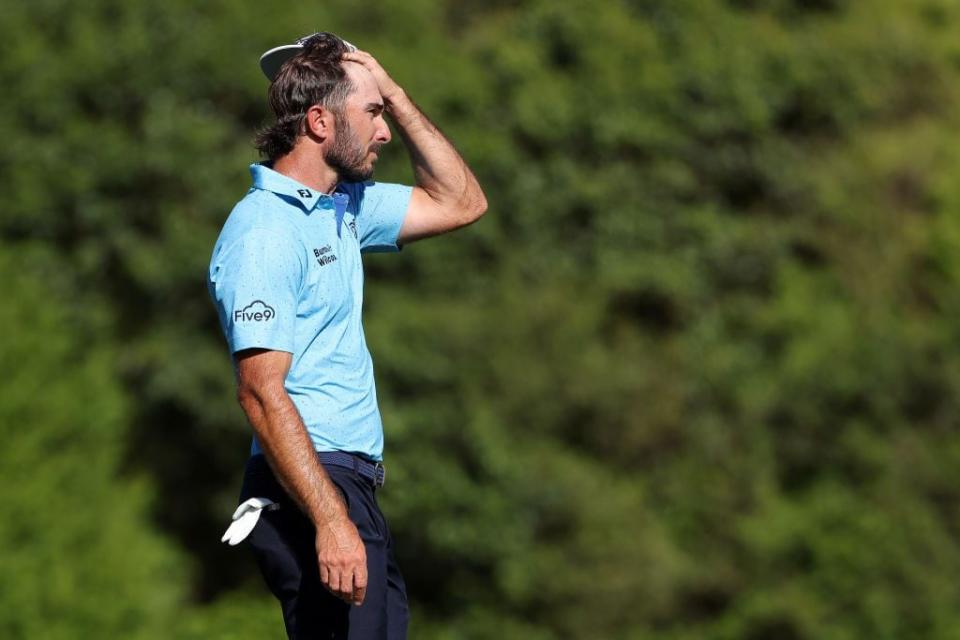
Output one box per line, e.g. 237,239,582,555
208,163,412,461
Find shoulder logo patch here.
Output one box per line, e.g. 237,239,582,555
234,300,275,323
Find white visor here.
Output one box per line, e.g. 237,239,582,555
259,33,357,81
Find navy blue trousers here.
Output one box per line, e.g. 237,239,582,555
240,454,409,639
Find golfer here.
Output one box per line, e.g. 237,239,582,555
207,32,486,639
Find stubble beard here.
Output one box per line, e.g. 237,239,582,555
325,111,378,183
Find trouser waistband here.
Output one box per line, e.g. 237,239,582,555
317,451,386,488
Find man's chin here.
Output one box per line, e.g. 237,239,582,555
356,160,377,182
355,167,375,182
337,165,375,184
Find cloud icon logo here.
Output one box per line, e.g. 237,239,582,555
234,300,276,323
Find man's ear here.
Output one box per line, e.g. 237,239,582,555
304,104,332,141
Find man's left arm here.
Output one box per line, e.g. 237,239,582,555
343,50,488,244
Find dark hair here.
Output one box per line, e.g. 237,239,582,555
255,33,354,161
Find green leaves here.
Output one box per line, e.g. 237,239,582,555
0,246,185,638
4,0,960,637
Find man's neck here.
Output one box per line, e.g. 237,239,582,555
272,148,339,195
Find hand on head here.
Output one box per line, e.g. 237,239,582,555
341,50,403,105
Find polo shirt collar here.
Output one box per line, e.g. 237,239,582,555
250,163,338,212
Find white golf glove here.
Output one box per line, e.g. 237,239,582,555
221,497,278,546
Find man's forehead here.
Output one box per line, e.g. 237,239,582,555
343,62,381,103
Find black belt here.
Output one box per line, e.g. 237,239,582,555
317,451,386,488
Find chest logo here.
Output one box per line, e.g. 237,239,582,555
235,300,275,323
314,245,338,267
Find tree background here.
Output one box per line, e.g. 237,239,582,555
2,0,960,637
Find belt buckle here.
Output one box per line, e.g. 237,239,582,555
373,462,386,488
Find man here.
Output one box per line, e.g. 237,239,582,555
207,32,487,639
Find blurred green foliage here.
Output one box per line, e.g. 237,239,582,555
2,0,960,637
0,247,185,638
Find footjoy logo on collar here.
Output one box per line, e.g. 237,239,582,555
234,300,276,323
297,189,312,198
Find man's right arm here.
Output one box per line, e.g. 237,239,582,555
235,348,367,606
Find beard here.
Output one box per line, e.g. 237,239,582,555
325,112,378,183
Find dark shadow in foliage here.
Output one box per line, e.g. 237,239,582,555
123,393,258,600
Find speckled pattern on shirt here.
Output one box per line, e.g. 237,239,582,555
208,163,412,460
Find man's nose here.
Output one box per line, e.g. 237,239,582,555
375,116,391,144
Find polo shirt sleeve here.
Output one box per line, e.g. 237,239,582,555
208,227,304,355
348,181,413,253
